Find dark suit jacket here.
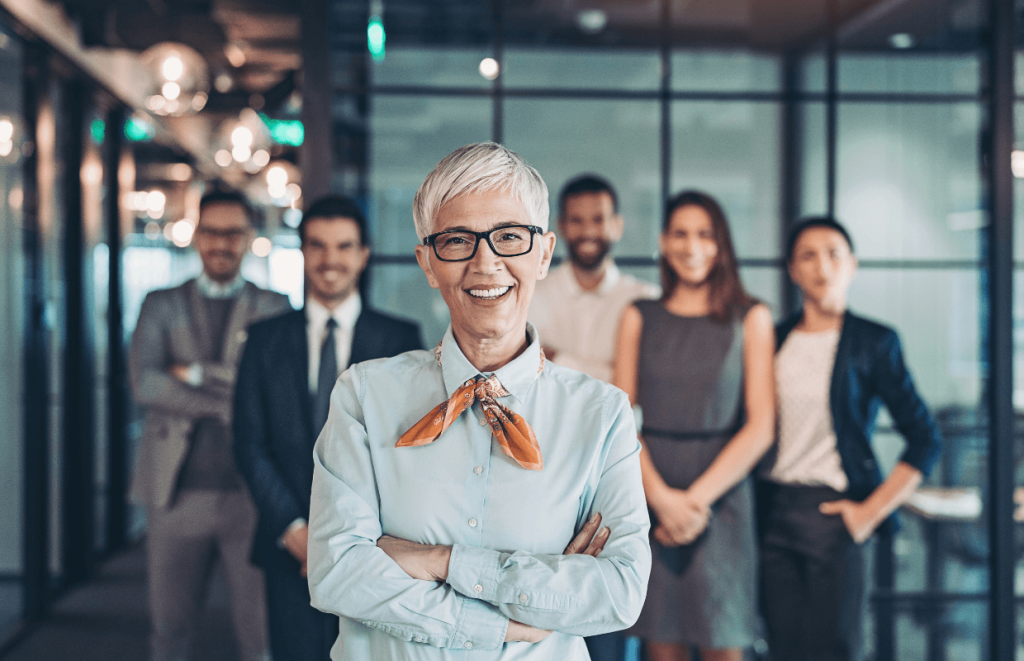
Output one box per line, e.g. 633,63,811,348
766,310,942,533
233,305,423,567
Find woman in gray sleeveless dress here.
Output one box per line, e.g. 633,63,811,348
614,191,776,661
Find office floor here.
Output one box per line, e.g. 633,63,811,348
2,545,239,661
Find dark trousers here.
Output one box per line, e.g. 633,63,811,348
263,548,339,661
585,631,626,661
759,484,867,661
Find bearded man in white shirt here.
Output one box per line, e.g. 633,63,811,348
529,174,659,386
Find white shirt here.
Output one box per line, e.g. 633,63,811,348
196,271,246,299
772,328,849,491
529,261,659,383
306,294,362,393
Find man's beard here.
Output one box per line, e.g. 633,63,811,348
567,239,611,271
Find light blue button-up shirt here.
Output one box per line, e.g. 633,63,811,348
307,323,651,660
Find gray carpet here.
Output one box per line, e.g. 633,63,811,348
3,545,241,661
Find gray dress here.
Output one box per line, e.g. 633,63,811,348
628,300,760,648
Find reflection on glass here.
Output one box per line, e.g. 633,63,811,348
369,47,494,88
849,269,980,409
671,51,781,92
504,48,660,90
368,95,491,254
369,264,449,348
0,19,21,640
836,103,982,259
837,54,980,95
504,98,660,258
800,102,828,217
671,101,781,258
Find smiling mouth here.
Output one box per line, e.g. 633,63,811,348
466,285,512,300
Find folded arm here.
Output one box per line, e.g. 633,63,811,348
129,293,230,420
443,402,650,637
392,392,649,637
306,368,509,651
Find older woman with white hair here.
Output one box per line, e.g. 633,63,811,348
306,142,651,660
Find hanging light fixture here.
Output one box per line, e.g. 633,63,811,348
141,42,211,117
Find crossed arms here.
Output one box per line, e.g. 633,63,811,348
306,367,651,651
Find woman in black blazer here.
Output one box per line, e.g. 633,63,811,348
759,217,942,661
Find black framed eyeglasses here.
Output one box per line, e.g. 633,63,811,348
423,225,543,262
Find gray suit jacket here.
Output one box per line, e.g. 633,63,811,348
129,278,292,510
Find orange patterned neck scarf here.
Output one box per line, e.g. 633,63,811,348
395,340,544,471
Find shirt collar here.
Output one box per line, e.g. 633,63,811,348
306,293,363,331
559,260,621,295
196,272,246,299
438,323,543,404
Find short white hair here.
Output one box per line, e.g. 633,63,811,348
412,142,549,241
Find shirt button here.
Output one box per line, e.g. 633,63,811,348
464,641,473,649
474,584,483,593
414,636,424,643
519,594,528,603
479,418,488,426
468,518,478,528
473,465,483,474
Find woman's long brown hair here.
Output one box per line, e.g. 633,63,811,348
659,190,756,323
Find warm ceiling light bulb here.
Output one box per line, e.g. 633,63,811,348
162,82,181,101
231,125,253,148
266,165,288,189
479,58,499,81
232,145,251,162
252,149,270,167
146,190,166,212
251,236,272,257
215,149,232,167
162,56,184,81
171,220,195,247
0,118,13,142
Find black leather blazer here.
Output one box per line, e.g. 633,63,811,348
774,310,942,503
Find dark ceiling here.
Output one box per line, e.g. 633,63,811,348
54,0,991,119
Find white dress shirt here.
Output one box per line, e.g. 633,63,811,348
772,328,850,491
306,294,362,393
529,261,659,383
196,271,246,299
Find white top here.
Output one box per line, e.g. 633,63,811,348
196,271,245,299
306,293,362,393
771,328,849,491
529,262,659,383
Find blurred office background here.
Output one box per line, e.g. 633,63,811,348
0,0,1022,658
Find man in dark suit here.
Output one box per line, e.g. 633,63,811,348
234,195,423,661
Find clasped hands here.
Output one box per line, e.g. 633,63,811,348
376,512,611,644
650,488,711,547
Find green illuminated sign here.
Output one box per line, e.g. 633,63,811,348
367,15,385,61
124,117,155,142
90,118,105,145
259,114,304,147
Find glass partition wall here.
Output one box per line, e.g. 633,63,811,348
330,0,1017,658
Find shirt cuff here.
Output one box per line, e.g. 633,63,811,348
186,363,203,387
276,517,307,548
450,598,509,651
447,543,502,602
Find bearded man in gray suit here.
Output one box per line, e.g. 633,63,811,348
130,190,292,661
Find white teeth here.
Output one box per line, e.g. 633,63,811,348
468,286,511,299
